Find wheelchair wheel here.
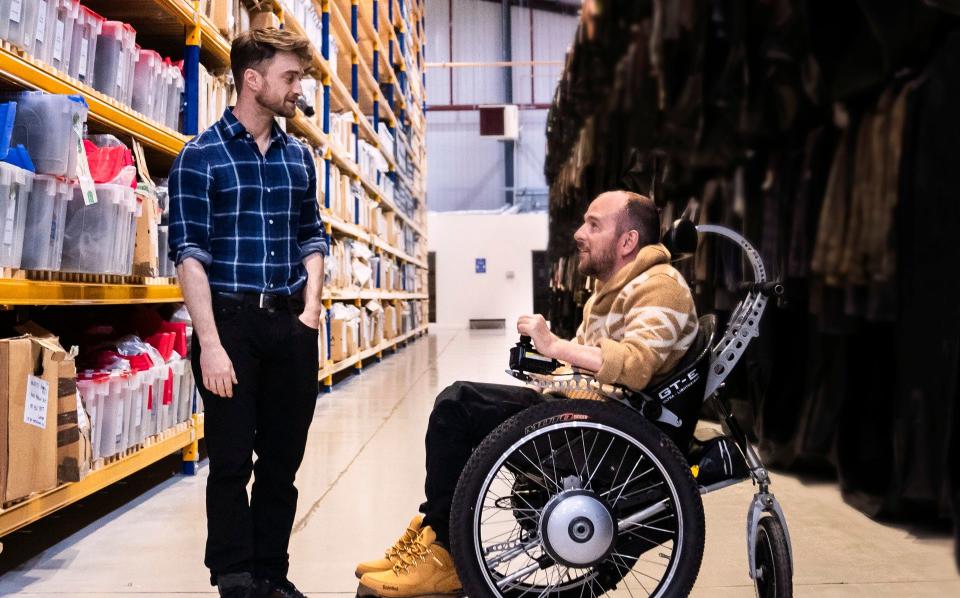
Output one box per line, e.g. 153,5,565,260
754,516,793,598
450,400,705,597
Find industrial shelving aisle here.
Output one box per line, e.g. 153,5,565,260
0,0,428,543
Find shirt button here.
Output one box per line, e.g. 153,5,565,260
269,284,274,288
266,187,272,193
270,251,275,256
269,219,274,224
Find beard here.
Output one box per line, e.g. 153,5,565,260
576,244,616,279
256,89,297,118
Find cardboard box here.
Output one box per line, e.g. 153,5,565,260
331,319,352,362
12,323,90,485
384,306,398,340
0,336,61,504
133,193,160,277
207,0,235,37
250,9,281,30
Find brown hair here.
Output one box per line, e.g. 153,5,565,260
615,191,660,247
230,27,312,92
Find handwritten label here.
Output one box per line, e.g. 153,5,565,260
3,186,16,245
10,0,23,24
35,1,47,43
24,375,50,429
74,113,98,205
78,39,89,77
53,18,65,62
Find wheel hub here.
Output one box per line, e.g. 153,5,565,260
539,490,615,567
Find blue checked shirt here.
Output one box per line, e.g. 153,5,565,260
168,109,328,295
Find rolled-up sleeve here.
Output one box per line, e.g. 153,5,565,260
168,143,214,267
297,154,328,260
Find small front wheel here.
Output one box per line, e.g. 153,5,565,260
754,515,793,598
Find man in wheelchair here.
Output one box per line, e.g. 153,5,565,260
357,191,703,596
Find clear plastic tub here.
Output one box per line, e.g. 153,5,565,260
0,0,26,48
43,0,78,73
77,372,109,461
132,48,162,121
110,184,135,275
2,92,87,177
93,21,136,103
61,182,124,273
0,161,34,268
21,174,71,270
162,61,183,131
68,6,103,84
99,372,128,458
28,0,56,62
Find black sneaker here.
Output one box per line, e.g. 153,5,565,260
257,578,308,598
217,572,257,598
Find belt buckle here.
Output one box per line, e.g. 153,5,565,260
258,293,268,309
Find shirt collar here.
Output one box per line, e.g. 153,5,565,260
218,108,289,147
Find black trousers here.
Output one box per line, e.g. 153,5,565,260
420,381,545,545
191,299,320,584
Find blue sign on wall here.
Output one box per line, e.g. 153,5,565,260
475,258,486,274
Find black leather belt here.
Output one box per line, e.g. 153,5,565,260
213,291,303,312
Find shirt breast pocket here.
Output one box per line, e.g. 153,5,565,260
286,163,310,194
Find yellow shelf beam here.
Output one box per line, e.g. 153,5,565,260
0,418,204,538
0,278,183,306
0,44,190,157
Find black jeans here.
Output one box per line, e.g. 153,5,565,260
191,299,320,584
420,382,545,545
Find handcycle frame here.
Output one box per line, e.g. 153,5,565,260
507,223,792,583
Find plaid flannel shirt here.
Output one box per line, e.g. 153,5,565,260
168,108,328,295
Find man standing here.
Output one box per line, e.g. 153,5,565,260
168,28,326,598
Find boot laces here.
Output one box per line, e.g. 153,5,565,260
392,538,431,575
385,526,419,560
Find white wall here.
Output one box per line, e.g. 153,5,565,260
428,211,548,329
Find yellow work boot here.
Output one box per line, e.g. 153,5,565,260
355,515,425,578
359,526,462,597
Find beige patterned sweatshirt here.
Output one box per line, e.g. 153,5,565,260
575,244,699,391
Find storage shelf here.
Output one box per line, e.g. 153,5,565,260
0,277,183,306
0,43,189,157
0,416,204,538
319,324,428,379
325,289,428,301
325,214,427,267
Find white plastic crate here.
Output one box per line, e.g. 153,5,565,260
21,174,72,270
0,161,34,268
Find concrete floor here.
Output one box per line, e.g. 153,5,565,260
0,328,957,597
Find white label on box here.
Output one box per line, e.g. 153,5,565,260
10,0,23,24
134,391,142,426
35,1,47,42
114,403,124,445
3,186,16,245
74,114,98,205
116,53,125,89
24,375,50,430
78,39,89,77
76,392,90,432
53,18,65,61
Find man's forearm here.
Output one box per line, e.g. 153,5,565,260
302,253,324,314
177,258,221,349
550,339,603,373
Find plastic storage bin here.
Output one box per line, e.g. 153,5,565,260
77,372,109,461
0,0,27,48
162,61,183,131
98,372,128,458
21,174,72,270
132,48,162,121
0,160,34,268
3,92,87,177
43,0,79,73
93,21,136,103
68,6,103,84
61,182,124,273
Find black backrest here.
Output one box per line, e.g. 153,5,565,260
646,314,717,446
